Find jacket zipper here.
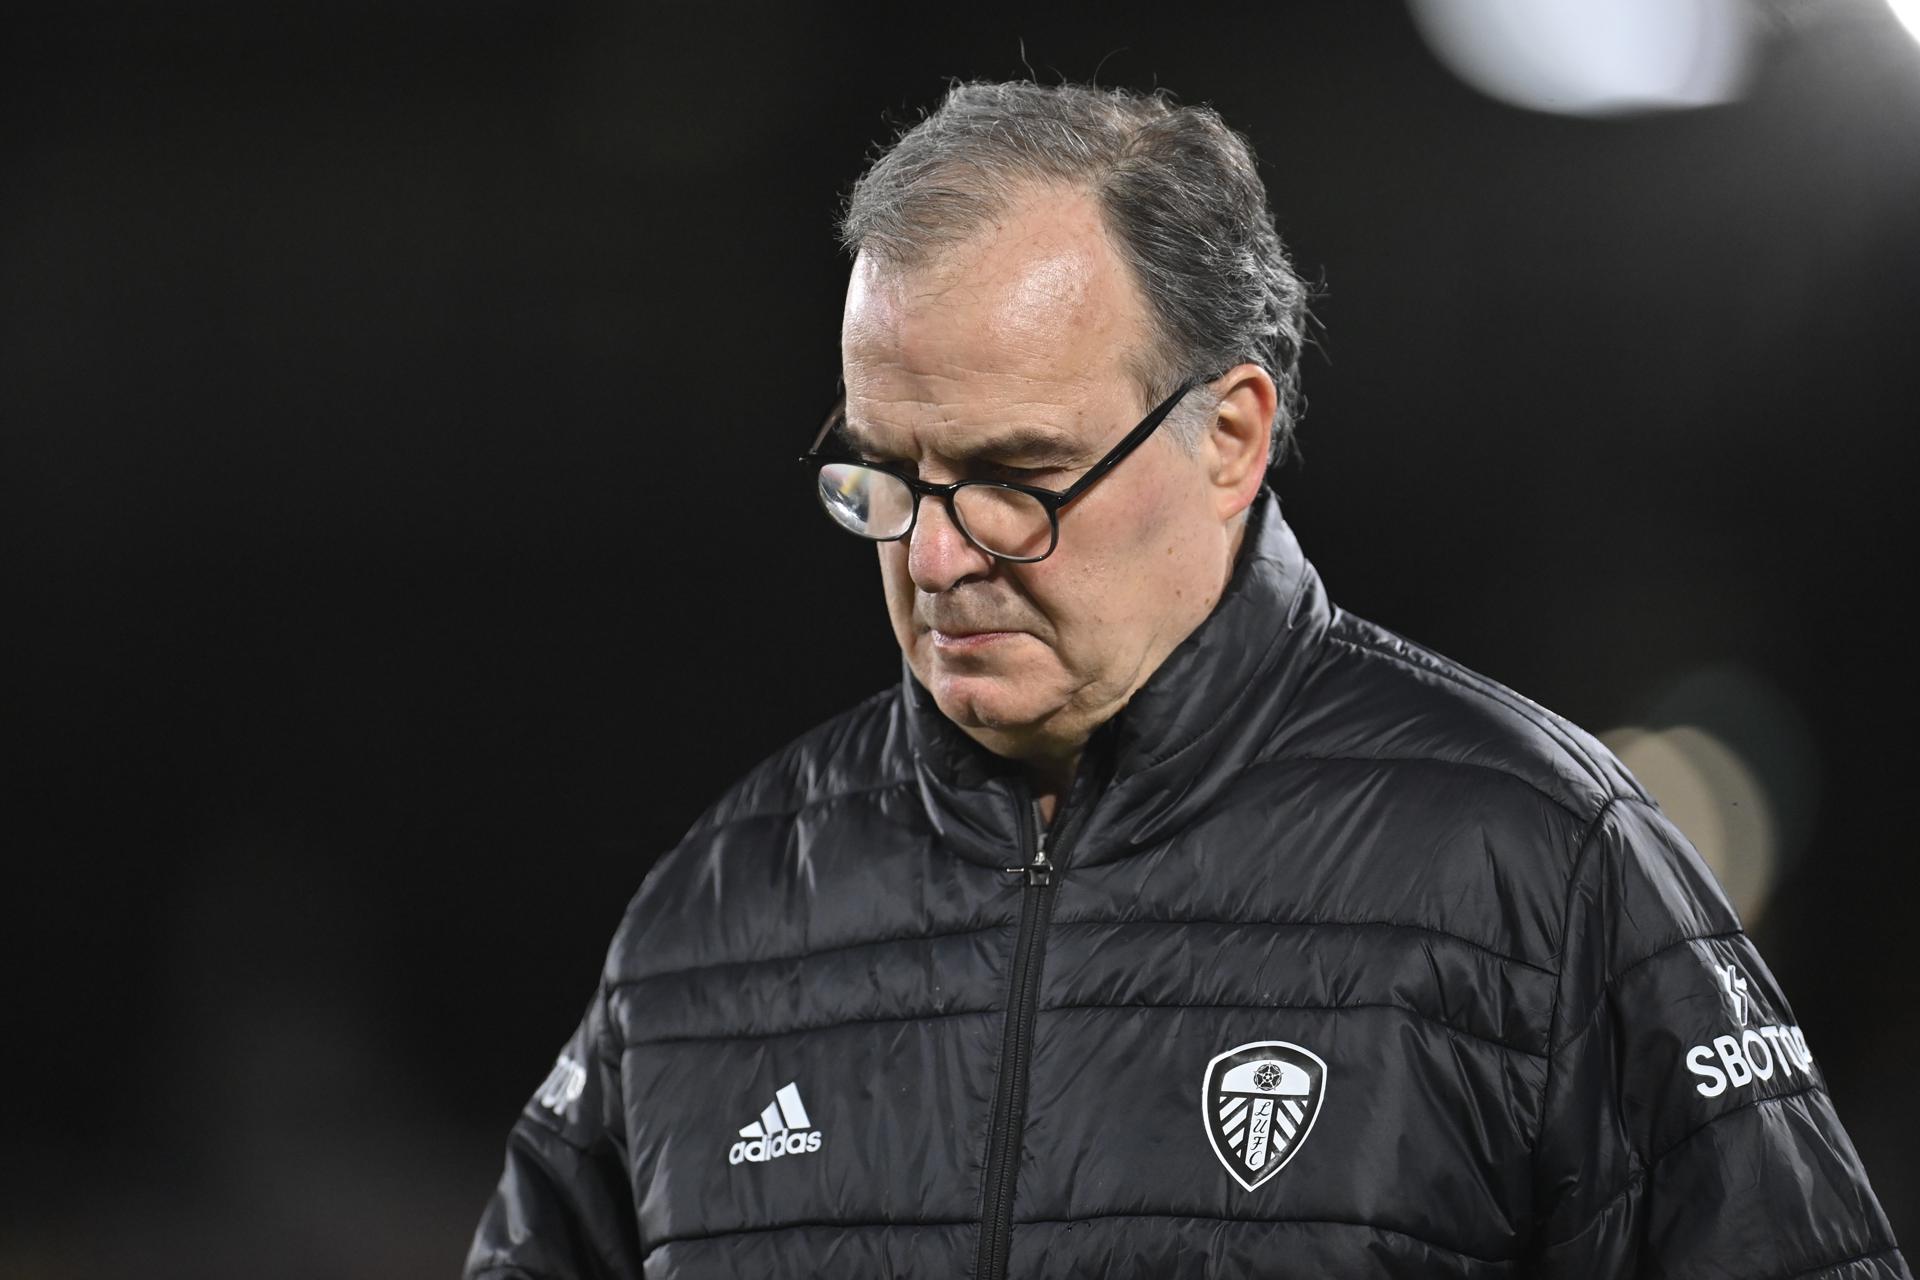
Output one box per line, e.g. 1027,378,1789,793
976,798,1062,1280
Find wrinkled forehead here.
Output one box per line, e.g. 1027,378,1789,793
838,191,1155,433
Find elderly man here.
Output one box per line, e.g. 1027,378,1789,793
467,82,1905,1279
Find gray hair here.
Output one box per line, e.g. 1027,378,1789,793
839,80,1311,465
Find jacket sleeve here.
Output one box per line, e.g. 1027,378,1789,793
465,980,644,1280
1529,796,1907,1278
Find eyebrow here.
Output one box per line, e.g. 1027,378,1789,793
835,416,1090,469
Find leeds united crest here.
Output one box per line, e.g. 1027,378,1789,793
1201,1040,1328,1191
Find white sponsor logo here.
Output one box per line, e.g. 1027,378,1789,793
728,1082,824,1165
1201,1040,1328,1191
1684,965,1816,1098
536,1053,586,1115
1718,962,1750,1026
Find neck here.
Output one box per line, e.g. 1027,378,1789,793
1026,755,1077,825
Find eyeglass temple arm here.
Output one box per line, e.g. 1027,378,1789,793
1053,378,1198,508
802,395,848,466
802,386,847,461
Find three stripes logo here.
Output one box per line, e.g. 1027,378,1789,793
727,1082,824,1165
1201,1040,1328,1191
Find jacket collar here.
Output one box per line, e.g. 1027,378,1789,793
902,489,1333,870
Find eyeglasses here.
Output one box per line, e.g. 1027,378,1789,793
800,378,1198,564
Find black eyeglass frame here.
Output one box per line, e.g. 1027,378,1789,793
800,377,1200,564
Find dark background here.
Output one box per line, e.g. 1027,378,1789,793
5,2,1915,1274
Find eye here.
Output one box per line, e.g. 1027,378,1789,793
981,462,1062,484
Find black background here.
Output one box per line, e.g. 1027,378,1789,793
6,2,1916,1273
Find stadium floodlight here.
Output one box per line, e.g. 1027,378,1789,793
1407,0,1757,116
1890,0,1920,45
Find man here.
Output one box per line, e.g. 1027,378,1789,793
468,82,1905,1278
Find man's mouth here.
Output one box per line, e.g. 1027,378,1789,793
928,627,1021,651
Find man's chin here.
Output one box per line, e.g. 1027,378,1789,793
925,669,1057,740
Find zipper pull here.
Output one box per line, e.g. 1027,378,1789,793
1026,828,1052,887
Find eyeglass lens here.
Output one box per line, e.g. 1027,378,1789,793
814,464,1054,561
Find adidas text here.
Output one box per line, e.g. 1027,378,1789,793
728,1081,824,1165
730,1130,824,1163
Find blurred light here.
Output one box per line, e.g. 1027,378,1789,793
1605,723,1780,923
1891,0,1920,44
1644,663,1821,874
1407,0,1759,116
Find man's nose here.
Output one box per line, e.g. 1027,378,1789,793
906,494,994,593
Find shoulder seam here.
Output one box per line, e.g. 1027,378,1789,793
1324,631,1619,807
1532,795,1630,1191
1548,927,1749,1057
681,685,902,834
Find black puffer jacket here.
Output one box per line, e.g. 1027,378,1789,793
468,493,1905,1279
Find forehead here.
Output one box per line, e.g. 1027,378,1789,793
839,188,1153,441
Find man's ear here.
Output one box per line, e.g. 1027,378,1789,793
1203,363,1277,520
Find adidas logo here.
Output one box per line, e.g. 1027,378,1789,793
728,1082,824,1165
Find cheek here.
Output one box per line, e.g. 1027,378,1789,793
1078,481,1180,578
1021,550,1129,649
877,547,917,628
1045,482,1193,633
877,544,906,594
